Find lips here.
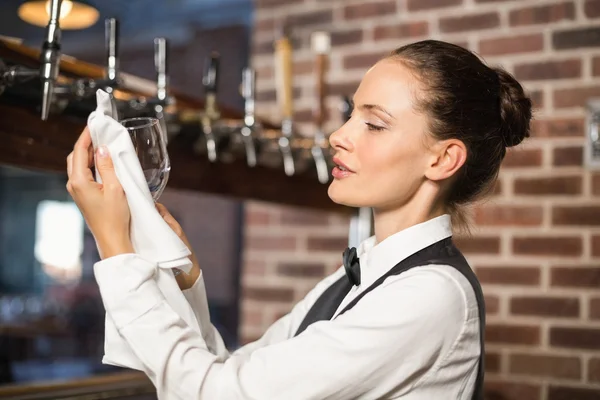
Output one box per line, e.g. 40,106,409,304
332,157,355,179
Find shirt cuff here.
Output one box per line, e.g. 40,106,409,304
94,253,164,329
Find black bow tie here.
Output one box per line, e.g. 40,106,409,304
343,247,361,286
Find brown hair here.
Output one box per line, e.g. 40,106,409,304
388,40,532,230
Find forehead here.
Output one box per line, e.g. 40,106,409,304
355,58,418,112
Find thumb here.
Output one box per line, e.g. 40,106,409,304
95,146,118,185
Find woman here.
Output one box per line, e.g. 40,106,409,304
66,40,532,399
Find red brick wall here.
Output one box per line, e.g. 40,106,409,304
242,1,600,399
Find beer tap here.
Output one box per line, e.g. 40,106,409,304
310,31,331,184
68,18,120,98
40,0,62,120
274,27,295,176
199,52,221,162
0,0,63,119
239,67,258,167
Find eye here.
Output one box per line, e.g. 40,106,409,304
365,122,385,132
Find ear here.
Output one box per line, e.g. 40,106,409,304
425,139,467,182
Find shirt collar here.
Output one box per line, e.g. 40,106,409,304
356,214,453,289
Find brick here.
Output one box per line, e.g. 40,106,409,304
486,352,501,373
439,12,500,33
256,88,301,102
586,0,600,17
280,207,329,225
549,386,600,400
454,236,501,254
484,381,541,400
277,262,326,278
514,176,582,196
510,296,580,318
244,260,267,276
474,205,543,226
327,81,360,97
553,146,583,166
344,1,396,20
486,294,500,315
241,309,263,328
509,354,581,379
594,175,600,196
255,18,275,35
246,235,297,251
293,60,314,76
479,34,544,56
510,2,575,26
256,0,302,8
486,324,540,345
307,236,348,251
530,90,544,109
243,286,295,302
502,148,542,167
588,357,600,382
407,0,462,12
550,327,600,350
589,298,600,319
594,56,600,76
246,209,270,225
330,29,363,47
593,235,600,256
514,59,581,81
554,206,600,226
551,267,600,288
554,26,600,50
554,86,600,108
253,40,274,56
343,51,386,70
288,10,333,29
373,21,429,40
513,236,583,256
531,118,584,137
476,266,541,286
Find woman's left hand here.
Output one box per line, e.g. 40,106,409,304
66,127,133,259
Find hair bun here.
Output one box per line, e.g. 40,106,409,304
494,67,532,148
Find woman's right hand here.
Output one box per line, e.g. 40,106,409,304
156,203,201,290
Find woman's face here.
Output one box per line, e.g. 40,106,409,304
327,58,435,210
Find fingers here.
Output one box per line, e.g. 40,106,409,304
95,146,120,190
72,127,92,175
156,203,183,236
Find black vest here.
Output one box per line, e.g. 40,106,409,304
294,238,485,400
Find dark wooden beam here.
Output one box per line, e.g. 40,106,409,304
0,104,353,214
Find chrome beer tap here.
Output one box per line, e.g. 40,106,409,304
274,27,295,176
39,0,62,120
310,31,331,184
239,67,258,167
0,0,63,120
199,52,221,162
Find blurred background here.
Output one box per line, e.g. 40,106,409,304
0,0,599,399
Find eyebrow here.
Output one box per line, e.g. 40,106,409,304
351,97,395,120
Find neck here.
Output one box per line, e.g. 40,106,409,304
372,183,447,244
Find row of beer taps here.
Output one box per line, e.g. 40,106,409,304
0,0,351,184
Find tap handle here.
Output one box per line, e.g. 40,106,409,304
241,67,256,124
154,37,168,101
274,29,293,120
40,0,63,121
105,18,119,82
203,52,220,94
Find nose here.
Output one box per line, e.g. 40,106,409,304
328,120,354,153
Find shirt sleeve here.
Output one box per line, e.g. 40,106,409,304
94,254,472,399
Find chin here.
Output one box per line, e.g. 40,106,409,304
327,183,366,208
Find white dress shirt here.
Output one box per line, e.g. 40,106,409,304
94,214,480,399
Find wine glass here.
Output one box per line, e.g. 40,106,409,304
120,117,171,201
